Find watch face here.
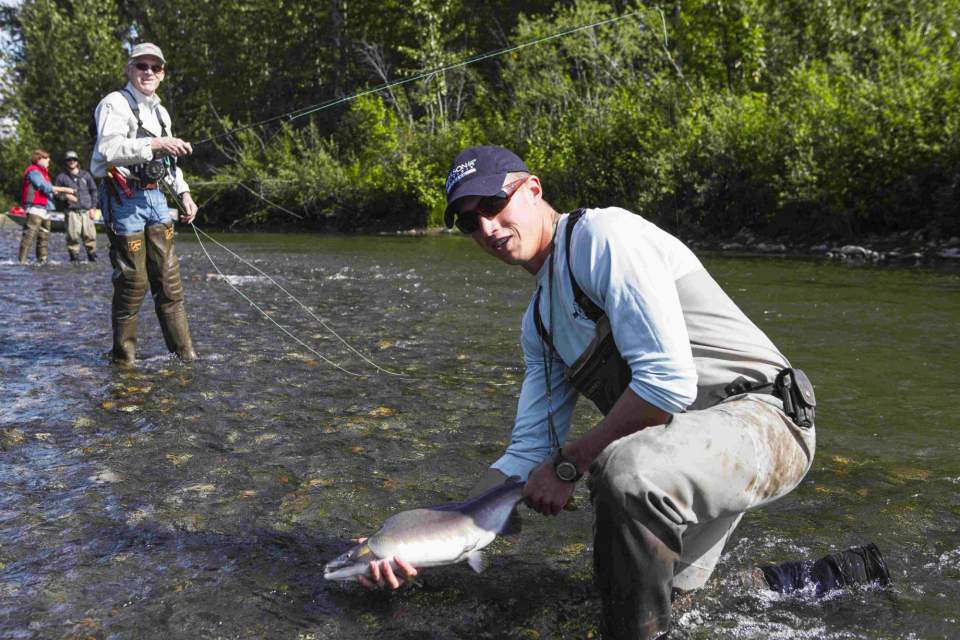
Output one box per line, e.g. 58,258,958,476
556,460,578,482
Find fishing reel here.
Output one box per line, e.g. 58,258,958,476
143,159,167,182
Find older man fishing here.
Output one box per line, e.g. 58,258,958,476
91,42,198,365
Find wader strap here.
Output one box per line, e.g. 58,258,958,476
119,88,177,179
534,207,603,348
563,209,605,322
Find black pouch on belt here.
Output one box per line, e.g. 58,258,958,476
564,315,632,416
774,368,816,428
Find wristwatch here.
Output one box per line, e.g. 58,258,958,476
553,448,582,483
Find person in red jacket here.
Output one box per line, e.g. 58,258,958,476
18,149,74,264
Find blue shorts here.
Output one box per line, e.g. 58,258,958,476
100,183,172,235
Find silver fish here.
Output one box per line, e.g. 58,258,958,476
324,478,524,581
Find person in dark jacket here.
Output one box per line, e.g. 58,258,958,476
55,150,99,262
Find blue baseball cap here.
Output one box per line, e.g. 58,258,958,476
444,146,529,228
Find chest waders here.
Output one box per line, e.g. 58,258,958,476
534,209,816,425
17,212,51,265
105,90,196,365
18,167,52,265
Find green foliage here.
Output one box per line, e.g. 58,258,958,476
2,0,958,237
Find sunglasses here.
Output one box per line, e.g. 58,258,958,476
134,62,165,73
454,176,529,234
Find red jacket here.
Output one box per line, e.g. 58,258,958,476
21,163,52,207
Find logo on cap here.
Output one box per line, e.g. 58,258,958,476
445,158,478,195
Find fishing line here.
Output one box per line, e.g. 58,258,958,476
190,224,407,377
193,10,642,146
160,180,394,377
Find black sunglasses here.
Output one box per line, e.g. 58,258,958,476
134,62,165,73
454,176,529,234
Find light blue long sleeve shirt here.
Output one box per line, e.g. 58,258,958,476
491,207,788,481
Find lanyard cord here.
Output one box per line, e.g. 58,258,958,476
540,221,561,452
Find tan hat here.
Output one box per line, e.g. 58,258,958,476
128,42,165,64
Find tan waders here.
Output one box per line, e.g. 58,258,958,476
18,213,51,264
66,209,98,261
108,223,195,365
588,395,815,640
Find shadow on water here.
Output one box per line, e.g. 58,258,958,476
2,227,959,639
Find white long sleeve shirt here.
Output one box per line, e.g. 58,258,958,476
90,83,189,195
492,207,788,480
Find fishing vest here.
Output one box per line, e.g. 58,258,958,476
21,164,51,208
91,88,176,182
533,209,816,425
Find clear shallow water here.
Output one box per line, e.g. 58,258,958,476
1,225,958,639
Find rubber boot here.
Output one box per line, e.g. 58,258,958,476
69,251,81,263
145,223,197,362
18,215,40,264
36,220,50,264
757,542,890,596
108,229,148,365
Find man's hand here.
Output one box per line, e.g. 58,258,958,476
151,137,193,157
523,458,577,516
353,538,419,591
88,208,98,221
65,193,79,204
53,186,75,194
179,192,198,224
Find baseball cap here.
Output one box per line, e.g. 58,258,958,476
444,146,529,228
128,43,166,64
64,150,79,161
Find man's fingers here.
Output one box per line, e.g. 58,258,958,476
381,561,401,590
368,560,381,585
395,557,418,579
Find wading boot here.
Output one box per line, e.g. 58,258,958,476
36,221,50,264
69,251,81,263
757,542,891,596
146,223,197,362
108,229,148,365
18,214,40,264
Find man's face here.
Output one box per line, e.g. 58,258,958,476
459,176,548,271
66,158,79,172
126,55,165,96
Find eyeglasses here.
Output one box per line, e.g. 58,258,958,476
134,62,165,73
454,176,529,234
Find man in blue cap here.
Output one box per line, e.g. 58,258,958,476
363,145,820,639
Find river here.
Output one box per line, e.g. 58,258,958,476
1,223,958,639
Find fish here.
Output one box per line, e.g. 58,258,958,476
324,477,525,581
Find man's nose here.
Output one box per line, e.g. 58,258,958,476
477,214,499,235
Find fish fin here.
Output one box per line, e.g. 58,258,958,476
467,550,488,573
500,505,523,536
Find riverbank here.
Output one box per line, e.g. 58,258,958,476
383,225,960,266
